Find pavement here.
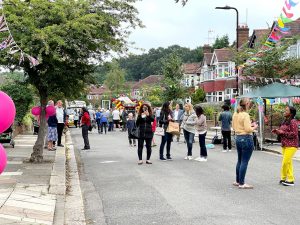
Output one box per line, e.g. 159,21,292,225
0,130,85,225
71,127,300,225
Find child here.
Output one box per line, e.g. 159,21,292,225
126,113,136,147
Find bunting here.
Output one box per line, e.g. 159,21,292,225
239,75,300,85
0,12,39,67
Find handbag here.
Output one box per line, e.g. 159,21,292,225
166,121,180,136
155,127,165,136
129,126,140,139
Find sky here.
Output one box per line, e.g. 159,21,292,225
127,0,284,54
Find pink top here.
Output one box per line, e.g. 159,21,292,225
279,119,299,148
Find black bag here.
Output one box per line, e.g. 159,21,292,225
212,135,222,144
88,125,93,131
129,127,140,139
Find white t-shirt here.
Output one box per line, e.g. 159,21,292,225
112,110,120,120
174,110,179,121
88,109,95,120
56,107,64,123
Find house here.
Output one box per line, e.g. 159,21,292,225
182,63,201,87
131,75,163,99
199,48,237,102
87,85,109,101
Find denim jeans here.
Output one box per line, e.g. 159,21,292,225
183,129,195,156
198,132,207,158
159,132,173,158
236,135,254,185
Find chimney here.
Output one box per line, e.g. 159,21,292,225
237,25,249,49
203,44,212,54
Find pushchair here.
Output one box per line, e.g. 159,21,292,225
0,126,15,148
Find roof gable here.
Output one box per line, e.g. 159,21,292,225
183,63,201,74
132,75,163,89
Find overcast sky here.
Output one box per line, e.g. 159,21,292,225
128,0,284,54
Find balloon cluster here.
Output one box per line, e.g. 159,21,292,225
31,105,56,117
230,98,236,107
0,91,16,174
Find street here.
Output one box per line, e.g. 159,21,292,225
71,128,300,225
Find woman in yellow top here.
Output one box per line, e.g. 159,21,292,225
232,98,258,189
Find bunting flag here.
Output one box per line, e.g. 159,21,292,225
239,75,300,85
0,11,39,67
264,0,300,48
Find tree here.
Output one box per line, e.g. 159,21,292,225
0,0,141,162
0,80,34,124
161,53,187,101
191,88,206,104
143,85,164,107
213,35,230,49
104,61,126,95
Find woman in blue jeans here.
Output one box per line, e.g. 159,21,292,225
159,101,174,161
232,98,258,189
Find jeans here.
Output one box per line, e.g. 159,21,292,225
236,135,254,185
96,119,101,131
108,122,114,131
198,132,207,158
101,122,107,134
82,125,90,149
222,130,232,150
138,138,152,160
57,123,64,145
183,129,195,156
159,132,173,158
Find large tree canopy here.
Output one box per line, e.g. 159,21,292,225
0,0,142,162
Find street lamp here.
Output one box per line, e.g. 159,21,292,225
215,5,239,96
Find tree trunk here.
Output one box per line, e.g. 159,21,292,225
30,93,47,163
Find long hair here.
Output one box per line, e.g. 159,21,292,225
282,106,297,125
194,105,204,117
237,98,248,113
184,103,194,114
161,102,171,114
82,107,89,114
138,103,153,116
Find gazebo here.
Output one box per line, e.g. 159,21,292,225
239,82,300,149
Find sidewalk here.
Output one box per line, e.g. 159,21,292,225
0,131,86,225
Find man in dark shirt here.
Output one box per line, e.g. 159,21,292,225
219,105,232,152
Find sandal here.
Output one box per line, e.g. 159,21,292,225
238,184,253,189
48,148,56,151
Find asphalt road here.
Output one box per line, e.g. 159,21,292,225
71,128,300,225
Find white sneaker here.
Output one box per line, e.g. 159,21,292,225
228,149,232,152
222,150,227,153
184,156,189,160
194,157,201,161
198,157,207,162
188,156,193,160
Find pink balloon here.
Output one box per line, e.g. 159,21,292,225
46,105,56,116
230,98,236,105
0,144,7,174
31,106,41,116
0,91,16,133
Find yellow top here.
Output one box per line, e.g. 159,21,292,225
232,112,254,135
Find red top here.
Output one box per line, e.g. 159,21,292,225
152,117,157,132
81,112,91,126
279,119,299,148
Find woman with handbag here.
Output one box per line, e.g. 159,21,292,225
159,101,174,161
181,103,197,160
136,104,155,165
272,106,298,186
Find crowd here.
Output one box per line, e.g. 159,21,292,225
44,98,299,189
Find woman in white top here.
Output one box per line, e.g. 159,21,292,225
194,105,208,162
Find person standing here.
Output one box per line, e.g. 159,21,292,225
126,113,136,147
232,98,258,189
173,103,184,142
155,107,161,127
81,107,91,150
108,108,114,131
56,100,66,147
95,108,102,133
120,107,128,131
181,103,197,160
194,105,208,162
47,100,58,151
112,108,120,128
219,105,232,152
272,106,298,186
159,102,174,161
74,110,79,128
136,104,154,165
100,110,108,134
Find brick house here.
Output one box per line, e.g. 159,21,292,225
182,63,201,87
131,75,163,99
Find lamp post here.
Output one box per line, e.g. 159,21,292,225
215,5,239,96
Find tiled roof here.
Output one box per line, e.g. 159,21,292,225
89,85,108,95
203,53,213,66
214,49,234,62
132,75,163,89
183,63,201,74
